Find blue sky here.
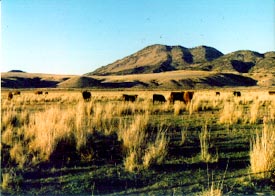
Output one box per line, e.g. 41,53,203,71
1,0,274,74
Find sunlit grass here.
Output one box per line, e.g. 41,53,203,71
1,89,275,194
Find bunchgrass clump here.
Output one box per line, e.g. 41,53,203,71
250,122,275,179
143,129,169,169
199,124,218,163
120,113,169,172
219,101,243,124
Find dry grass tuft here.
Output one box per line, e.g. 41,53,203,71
119,114,149,151
143,129,169,169
124,150,140,172
199,124,218,163
173,102,186,115
202,182,223,196
249,100,261,124
219,101,243,124
26,107,75,163
1,170,23,191
120,113,169,172
1,173,12,191
120,113,149,172
250,122,275,179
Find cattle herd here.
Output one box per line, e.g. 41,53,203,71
80,90,274,104
81,91,195,104
6,90,275,102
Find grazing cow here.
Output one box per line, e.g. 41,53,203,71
35,91,43,95
169,91,194,104
13,90,21,95
269,91,275,95
233,91,241,97
122,94,138,102
8,92,13,100
183,91,194,105
153,94,166,104
169,92,184,104
216,92,220,96
82,91,91,101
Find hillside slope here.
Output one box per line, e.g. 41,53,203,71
200,51,275,73
1,70,259,89
1,72,73,88
87,44,223,75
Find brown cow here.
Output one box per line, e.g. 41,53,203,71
268,91,275,95
153,94,166,104
169,91,194,104
8,92,13,100
216,92,220,96
183,91,194,105
122,94,138,102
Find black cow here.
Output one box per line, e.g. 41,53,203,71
153,94,166,104
216,92,220,96
35,91,43,95
122,94,138,102
13,91,21,95
233,91,241,97
82,91,91,101
268,91,275,95
169,92,184,104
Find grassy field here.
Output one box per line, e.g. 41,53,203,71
1,89,275,195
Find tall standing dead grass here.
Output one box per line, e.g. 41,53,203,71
189,92,223,114
219,101,244,124
142,128,169,169
199,123,218,163
25,107,76,164
173,102,186,115
2,92,170,171
250,122,275,179
119,113,169,172
120,113,148,172
249,100,261,124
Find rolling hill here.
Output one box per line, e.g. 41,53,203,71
1,72,73,89
87,44,275,76
1,70,259,90
199,50,275,73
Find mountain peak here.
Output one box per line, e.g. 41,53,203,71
189,45,224,63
